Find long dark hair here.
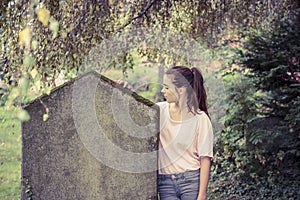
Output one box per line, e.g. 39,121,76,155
165,66,209,117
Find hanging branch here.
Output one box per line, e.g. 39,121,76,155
116,0,161,31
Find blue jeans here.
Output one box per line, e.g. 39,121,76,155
158,169,200,200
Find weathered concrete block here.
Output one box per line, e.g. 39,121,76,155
22,71,159,200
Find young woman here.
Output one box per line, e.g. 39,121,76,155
117,65,213,200
157,66,213,200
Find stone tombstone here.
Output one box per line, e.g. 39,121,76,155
22,71,159,200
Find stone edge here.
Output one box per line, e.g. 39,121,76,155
22,71,158,110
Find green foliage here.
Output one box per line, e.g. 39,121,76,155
1,0,297,109
213,71,258,175
210,9,300,199
210,68,300,199
238,9,300,170
241,9,300,122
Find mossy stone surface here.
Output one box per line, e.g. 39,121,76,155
22,72,159,200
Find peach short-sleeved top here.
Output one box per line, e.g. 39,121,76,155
157,102,214,175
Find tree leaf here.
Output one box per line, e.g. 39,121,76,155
31,40,39,50
30,68,38,79
17,109,30,122
23,55,35,69
18,26,31,48
5,88,20,106
43,113,49,121
19,77,29,96
36,8,50,26
49,17,59,39
44,86,51,95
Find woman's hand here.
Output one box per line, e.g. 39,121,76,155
115,80,132,90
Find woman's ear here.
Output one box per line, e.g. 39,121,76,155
178,87,187,94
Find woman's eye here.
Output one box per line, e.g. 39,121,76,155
161,84,168,90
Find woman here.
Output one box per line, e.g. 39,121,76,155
117,66,213,200
157,66,213,200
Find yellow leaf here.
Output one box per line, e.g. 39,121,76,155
36,8,50,26
49,17,59,39
31,40,38,50
19,27,31,48
32,80,41,94
17,109,31,122
19,77,29,96
43,113,49,121
30,68,38,79
44,86,51,95
5,87,20,106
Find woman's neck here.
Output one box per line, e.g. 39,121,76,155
169,102,195,121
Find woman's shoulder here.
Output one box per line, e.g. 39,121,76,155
195,111,212,124
156,101,168,109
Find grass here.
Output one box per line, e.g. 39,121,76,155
0,108,22,200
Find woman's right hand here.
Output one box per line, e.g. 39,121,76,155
115,80,132,90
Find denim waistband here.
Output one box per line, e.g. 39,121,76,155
158,169,200,180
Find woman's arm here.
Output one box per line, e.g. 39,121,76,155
198,156,211,200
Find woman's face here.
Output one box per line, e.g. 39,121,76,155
161,75,179,103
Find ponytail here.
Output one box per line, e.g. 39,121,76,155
191,67,209,117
